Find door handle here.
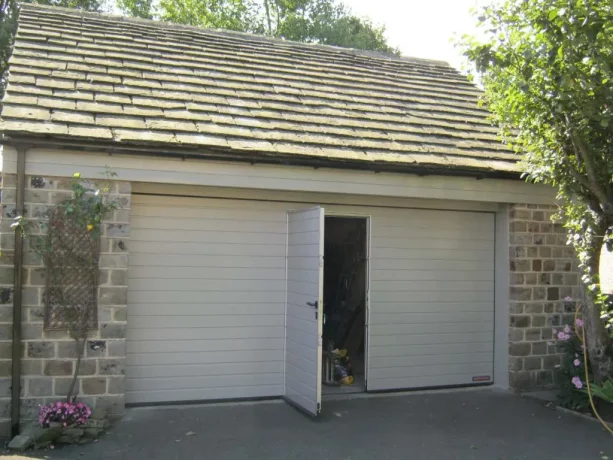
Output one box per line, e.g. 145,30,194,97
307,301,318,308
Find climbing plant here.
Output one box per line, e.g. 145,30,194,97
460,0,613,383
12,170,120,401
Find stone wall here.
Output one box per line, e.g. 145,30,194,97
508,204,583,390
0,173,130,436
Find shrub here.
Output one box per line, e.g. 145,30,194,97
555,320,591,411
38,401,92,428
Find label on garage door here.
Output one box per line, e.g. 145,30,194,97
472,375,491,382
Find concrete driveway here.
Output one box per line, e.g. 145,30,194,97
2,388,612,460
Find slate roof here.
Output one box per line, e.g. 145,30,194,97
0,3,520,177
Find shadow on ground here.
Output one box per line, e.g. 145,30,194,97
1,389,611,460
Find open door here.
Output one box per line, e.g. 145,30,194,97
284,207,324,416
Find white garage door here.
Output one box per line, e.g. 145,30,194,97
126,195,288,404
126,193,496,403
366,208,495,391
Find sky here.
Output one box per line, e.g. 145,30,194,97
344,0,485,70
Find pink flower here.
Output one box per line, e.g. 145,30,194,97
573,359,581,366
575,318,584,327
564,296,573,302
572,376,583,389
563,325,571,334
557,331,569,340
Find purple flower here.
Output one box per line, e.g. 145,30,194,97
571,376,583,389
563,325,571,334
573,359,581,366
564,296,573,302
557,331,570,341
575,318,584,327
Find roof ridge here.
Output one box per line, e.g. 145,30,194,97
18,2,454,69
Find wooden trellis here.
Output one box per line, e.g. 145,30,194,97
44,206,99,331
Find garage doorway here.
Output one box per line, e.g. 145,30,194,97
322,216,369,395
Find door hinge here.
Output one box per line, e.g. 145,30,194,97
317,402,321,414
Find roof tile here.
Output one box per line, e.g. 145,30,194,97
1,4,519,176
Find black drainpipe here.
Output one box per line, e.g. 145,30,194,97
11,147,26,437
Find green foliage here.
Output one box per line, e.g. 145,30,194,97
587,379,613,403
117,0,155,19
461,0,613,377
120,0,399,55
556,325,591,410
11,170,120,258
159,0,256,30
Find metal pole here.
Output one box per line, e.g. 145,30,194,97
11,147,26,437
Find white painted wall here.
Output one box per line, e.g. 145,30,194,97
1,146,556,205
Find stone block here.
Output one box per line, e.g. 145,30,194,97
543,260,555,272
111,239,128,252
107,340,125,357
525,328,541,341
116,182,131,194
44,360,73,376
82,378,106,395
0,324,12,341
508,357,523,371
509,328,524,341
532,260,542,272
532,341,547,355
26,306,45,322
510,259,531,273
95,394,124,416
54,377,73,397
98,269,109,285
8,434,32,451
510,315,530,328
79,359,97,376
105,224,129,237
100,323,126,339
57,341,78,358
112,308,127,322
532,315,546,327
108,376,124,394
22,287,40,306
509,342,531,357
539,247,552,258
110,270,127,286
98,358,124,375
99,254,128,269
24,189,50,204
28,268,45,286
99,287,127,305
509,371,532,390
543,355,561,369
525,304,543,314
547,287,559,301
27,378,52,397
524,357,542,371
27,341,55,358
0,342,11,359
536,370,553,386
0,306,11,321
21,359,42,375
533,287,547,301
43,329,70,340
524,274,537,285
0,361,10,377
87,340,107,357
22,323,43,340
510,287,531,301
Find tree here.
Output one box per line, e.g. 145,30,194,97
118,0,399,55
0,0,105,97
461,0,613,381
